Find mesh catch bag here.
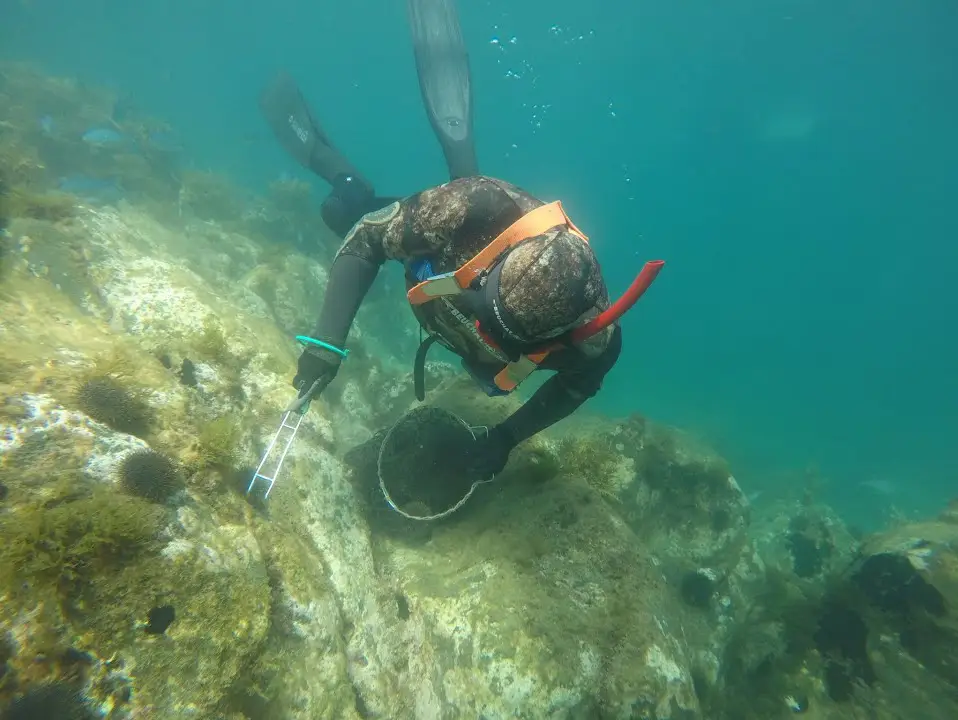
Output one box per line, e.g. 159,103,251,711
377,405,493,521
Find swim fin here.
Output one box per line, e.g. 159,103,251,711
406,0,479,180
258,72,371,188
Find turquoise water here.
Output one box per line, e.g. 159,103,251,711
3,0,956,530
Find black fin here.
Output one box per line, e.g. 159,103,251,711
258,72,365,185
406,0,478,180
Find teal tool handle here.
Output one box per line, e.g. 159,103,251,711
295,335,349,358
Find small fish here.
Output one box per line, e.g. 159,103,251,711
81,127,125,146
38,115,54,134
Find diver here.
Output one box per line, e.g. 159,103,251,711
258,0,663,480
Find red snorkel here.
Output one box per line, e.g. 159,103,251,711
566,259,665,345
473,259,665,355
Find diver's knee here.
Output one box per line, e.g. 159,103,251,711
321,174,375,238
320,196,355,238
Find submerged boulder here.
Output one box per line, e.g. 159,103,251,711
375,477,703,718
334,380,765,718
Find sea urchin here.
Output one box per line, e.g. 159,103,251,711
119,449,183,503
75,376,152,437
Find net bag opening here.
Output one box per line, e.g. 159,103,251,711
377,405,494,521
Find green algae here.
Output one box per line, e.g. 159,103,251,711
52,521,273,717
0,354,26,387
0,59,182,227
266,177,314,218
88,550,270,712
84,347,139,383
1,187,76,223
0,483,165,597
0,137,46,190
631,427,733,523
190,317,258,405
0,234,9,282
0,168,9,238
0,427,93,492
178,170,248,224
249,264,281,308
194,316,232,365
556,434,622,498
194,415,241,470
0,455,273,716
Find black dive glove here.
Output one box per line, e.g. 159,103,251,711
465,425,516,480
292,343,342,399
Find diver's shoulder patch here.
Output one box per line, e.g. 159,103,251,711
362,201,401,225
335,201,402,258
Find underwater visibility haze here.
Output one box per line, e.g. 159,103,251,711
0,0,957,718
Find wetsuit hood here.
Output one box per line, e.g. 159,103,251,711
460,230,598,360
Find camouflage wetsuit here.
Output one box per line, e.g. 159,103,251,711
313,175,623,446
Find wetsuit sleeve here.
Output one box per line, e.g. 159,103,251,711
308,199,405,347
309,254,379,349
499,326,622,444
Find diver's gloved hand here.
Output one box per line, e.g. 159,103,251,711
292,343,342,399
466,425,516,479
321,173,376,238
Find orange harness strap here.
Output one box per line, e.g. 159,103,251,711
406,201,588,306
493,352,549,392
